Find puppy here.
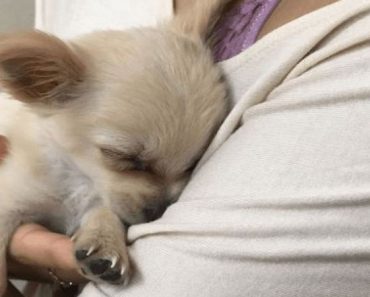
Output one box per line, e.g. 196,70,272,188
0,0,230,293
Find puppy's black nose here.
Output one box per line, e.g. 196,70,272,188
143,202,168,222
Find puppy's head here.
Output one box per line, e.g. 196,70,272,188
0,12,228,224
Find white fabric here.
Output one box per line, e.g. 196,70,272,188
36,0,370,296
35,0,173,39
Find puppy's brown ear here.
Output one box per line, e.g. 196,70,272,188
171,0,231,39
0,31,85,104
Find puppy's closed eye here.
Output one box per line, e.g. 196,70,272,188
100,148,148,172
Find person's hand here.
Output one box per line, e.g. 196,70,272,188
5,224,87,297
8,224,86,285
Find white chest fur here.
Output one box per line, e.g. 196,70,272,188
0,94,99,234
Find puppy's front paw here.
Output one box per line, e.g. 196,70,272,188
72,230,131,285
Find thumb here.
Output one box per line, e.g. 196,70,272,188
8,224,76,271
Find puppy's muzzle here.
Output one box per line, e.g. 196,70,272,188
142,201,169,222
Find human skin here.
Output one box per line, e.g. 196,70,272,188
8,224,85,284
175,0,338,39
258,0,339,39
4,224,86,296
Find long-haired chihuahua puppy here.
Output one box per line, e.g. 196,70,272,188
0,0,230,293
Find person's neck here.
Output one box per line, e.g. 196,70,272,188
174,0,339,44
258,0,339,39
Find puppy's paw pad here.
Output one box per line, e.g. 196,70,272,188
73,240,130,284
89,259,112,275
100,268,123,282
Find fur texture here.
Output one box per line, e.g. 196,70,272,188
0,0,230,293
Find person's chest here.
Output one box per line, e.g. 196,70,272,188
210,0,339,61
258,0,339,39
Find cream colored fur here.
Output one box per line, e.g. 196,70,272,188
0,0,230,294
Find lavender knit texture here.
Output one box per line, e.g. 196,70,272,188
212,0,280,61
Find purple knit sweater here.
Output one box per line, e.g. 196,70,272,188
212,0,280,62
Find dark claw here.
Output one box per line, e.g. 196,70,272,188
89,259,112,275
75,249,89,261
100,269,122,282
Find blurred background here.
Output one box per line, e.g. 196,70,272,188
0,0,34,32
